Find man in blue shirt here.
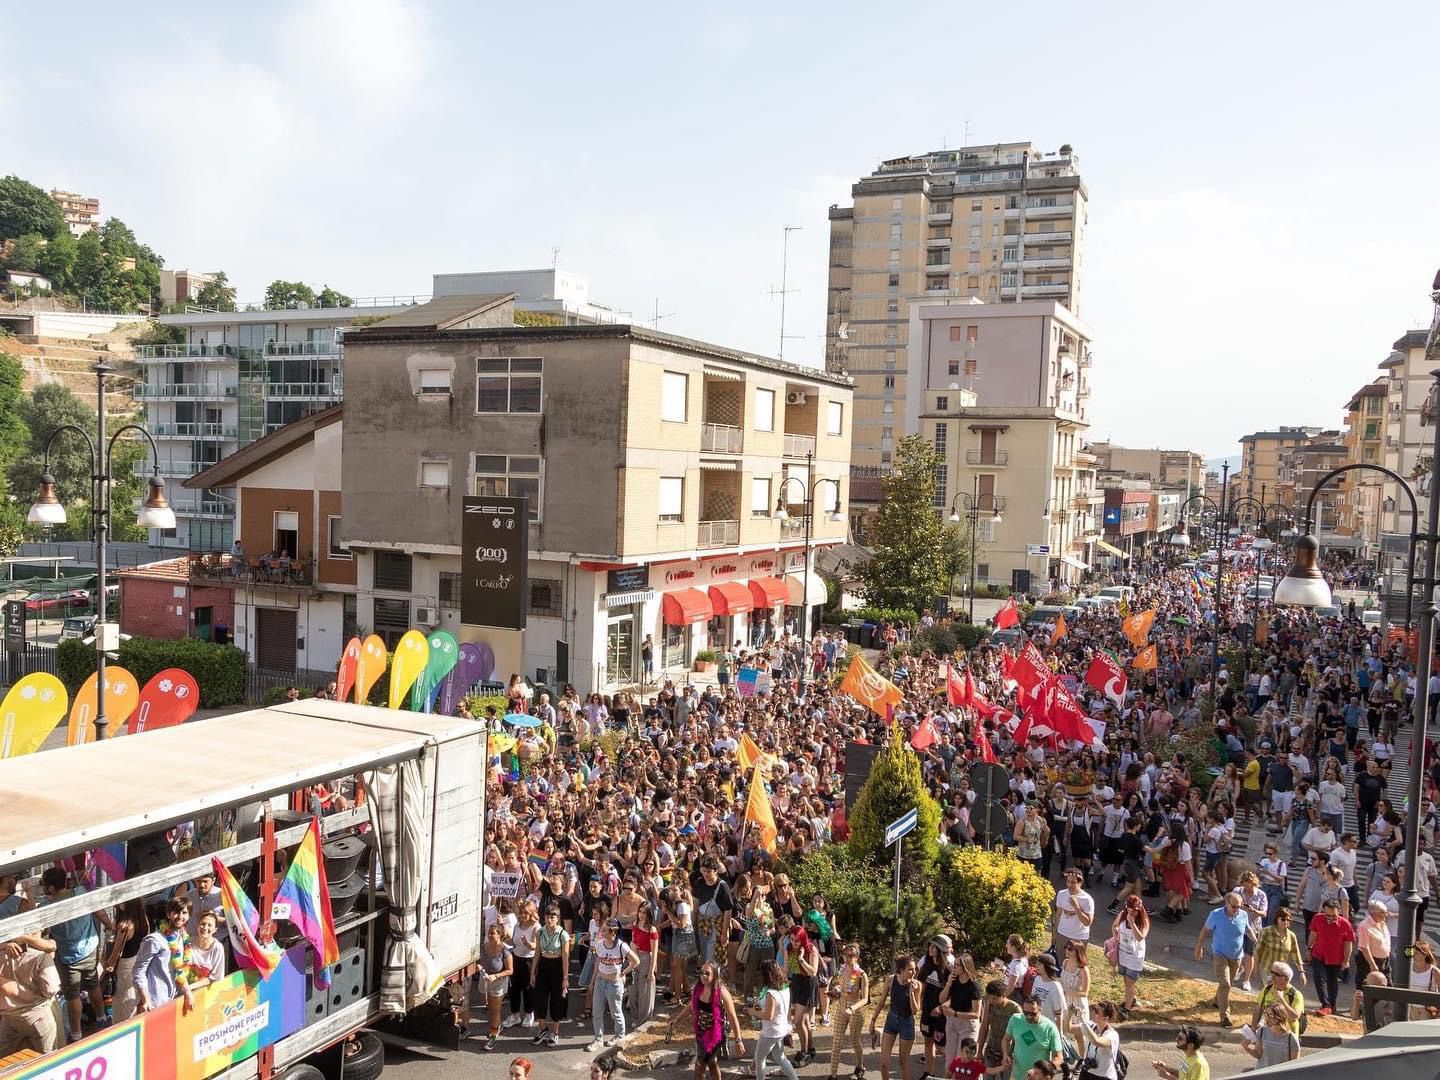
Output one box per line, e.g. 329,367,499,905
40,868,103,1042
1194,890,1248,1027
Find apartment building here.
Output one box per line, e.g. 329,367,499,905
1277,436,1348,541
1337,381,1388,547
1102,484,1153,559
339,295,851,692
137,299,418,550
49,189,99,236
1236,427,1323,500
1379,330,1435,538
826,144,1087,464
917,392,1099,589
1088,443,1206,493
158,269,221,307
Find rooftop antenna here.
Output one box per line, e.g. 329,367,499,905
963,118,972,147
768,225,804,361
551,246,560,269
650,298,675,330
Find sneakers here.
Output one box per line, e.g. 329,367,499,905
1106,900,1121,914
531,1030,546,1046
522,1013,536,1028
502,1015,522,1029
545,1031,560,1047
1317,1006,1333,1016
1207,895,1226,905
485,1034,498,1051
586,1039,605,1053
1240,980,1252,992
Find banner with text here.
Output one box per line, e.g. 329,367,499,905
462,495,529,631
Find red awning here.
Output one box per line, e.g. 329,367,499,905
662,588,713,625
708,581,753,615
748,576,789,608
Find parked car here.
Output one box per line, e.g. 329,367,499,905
23,589,89,612
59,615,97,640
990,627,1025,647
1026,605,1067,627
1098,586,1136,602
1362,609,1383,627
1073,597,1103,611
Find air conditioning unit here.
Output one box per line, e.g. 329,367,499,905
415,606,438,625
786,391,807,406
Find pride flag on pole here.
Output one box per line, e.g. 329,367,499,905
213,856,282,978
274,818,341,987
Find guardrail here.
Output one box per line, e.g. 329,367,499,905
134,383,237,398
698,520,739,548
700,423,743,453
784,433,817,457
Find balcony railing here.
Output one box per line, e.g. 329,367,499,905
266,381,340,398
780,516,809,537
965,450,1009,465
153,423,236,438
135,343,239,359
1022,257,1071,270
190,553,312,588
784,433,817,457
134,383,237,399
164,499,232,518
135,459,199,478
927,211,952,224
1022,231,1071,244
700,422,743,453
1025,203,1074,218
266,340,341,356
697,519,739,548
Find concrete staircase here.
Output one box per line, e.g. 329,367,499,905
2,333,142,418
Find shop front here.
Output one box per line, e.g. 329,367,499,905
660,586,711,670
707,579,752,652
601,565,656,686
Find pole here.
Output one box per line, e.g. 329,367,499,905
802,452,814,646
1209,461,1228,709
94,362,109,741
1396,369,1440,986
969,475,979,625
894,834,903,918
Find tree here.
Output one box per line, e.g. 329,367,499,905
36,231,77,291
72,231,104,294
934,846,1052,965
940,519,978,598
264,280,316,309
0,176,66,242
98,218,138,260
847,736,942,881
194,271,237,312
0,232,46,273
315,285,352,308
0,352,28,467
856,434,952,613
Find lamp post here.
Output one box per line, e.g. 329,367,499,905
774,451,842,647
1175,460,1229,703
27,360,175,741
1227,494,1294,657
949,476,1005,624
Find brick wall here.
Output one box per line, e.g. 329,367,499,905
119,578,235,641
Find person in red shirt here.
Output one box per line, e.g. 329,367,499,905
948,1036,1007,1080
1307,898,1355,1015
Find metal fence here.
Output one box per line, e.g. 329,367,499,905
244,666,335,704
1,644,59,687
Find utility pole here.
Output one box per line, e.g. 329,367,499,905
650,299,675,331
770,225,803,361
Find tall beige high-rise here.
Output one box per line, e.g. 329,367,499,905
826,142,1087,470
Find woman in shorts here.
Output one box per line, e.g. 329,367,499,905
869,954,922,1080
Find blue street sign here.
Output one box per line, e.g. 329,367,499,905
885,807,918,848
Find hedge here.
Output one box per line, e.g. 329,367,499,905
821,606,918,627
954,624,991,649
934,845,1053,964
54,635,247,707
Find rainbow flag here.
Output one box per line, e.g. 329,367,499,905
213,856,282,978
274,818,341,987
88,842,126,885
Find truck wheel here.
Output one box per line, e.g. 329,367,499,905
278,1066,326,1080
342,1031,385,1080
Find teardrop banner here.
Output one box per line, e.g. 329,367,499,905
335,637,361,705
437,642,485,716
388,629,430,711
474,641,496,683
0,673,68,758
415,630,459,712
128,668,199,734
354,634,388,705
68,667,140,745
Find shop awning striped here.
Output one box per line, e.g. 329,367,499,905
604,589,655,608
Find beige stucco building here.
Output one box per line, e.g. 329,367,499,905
1236,426,1323,501
1088,444,1205,493
826,143,1087,471
1336,381,1387,546
338,295,851,692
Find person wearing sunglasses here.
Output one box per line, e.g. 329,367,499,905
1000,994,1062,1080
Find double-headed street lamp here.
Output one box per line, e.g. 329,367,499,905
26,360,175,741
949,476,1005,624
1227,494,1294,654
1171,461,1230,703
774,452,842,644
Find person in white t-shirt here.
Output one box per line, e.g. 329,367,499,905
1052,870,1095,954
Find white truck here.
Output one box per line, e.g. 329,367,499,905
0,698,488,1080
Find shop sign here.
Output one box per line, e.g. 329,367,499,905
607,565,650,592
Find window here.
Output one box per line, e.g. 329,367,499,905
977,562,990,580
1003,246,1018,262
927,275,948,291
420,460,450,488
1007,195,1019,209
529,578,563,618
327,515,349,559
754,387,775,432
927,250,949,266
826,401,844,435
1037,196,1057,207
991,224,1001,238
373,551,413,592
884,375,896,390
1364,421,1379,438
658,476,684,521
881,450,892,464
933,465,948,508
343,593,359,638
471,454,542,520
439,572,461,609
885,351,897,367
967,276,980,289
932,201,950,214
947,360,959,376
949,326,964,342
891,197,902,210
936,396,949,411
933,422,948,454
1038,222,1055,234
661,371,688,422
475,357,542,413
273,511,298,559
887,300,899,314
971,200,982,212
373,598,411,649
1001,271,1017,288
418,368,451,395
888,273,900,287
882,400,895,416
751,476,772,517
969,225,980,239
968,326,979,345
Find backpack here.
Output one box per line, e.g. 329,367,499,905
1114,1049,1130,1080
1020,963,1041,998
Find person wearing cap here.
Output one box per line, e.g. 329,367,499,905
585,918,639,1052
1306,896,1354,1016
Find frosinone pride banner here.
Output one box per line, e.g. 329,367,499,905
462,494,528,630
11,943,310,1080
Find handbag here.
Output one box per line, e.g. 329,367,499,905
1103,935,1120,968
736,937,752,965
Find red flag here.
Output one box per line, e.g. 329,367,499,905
999,647,1014,681
976,726,997,764
911,714,938,750
994,597,1020,629
1012,642,1049,696
946,664,968,707
1012,709,1034,746
1039,675,1093,744
1083,653,1128,706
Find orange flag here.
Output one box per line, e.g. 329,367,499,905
737,732,764,772
1122,608,1156,648
1184,632,1193,655
744,761,778,854
839,654,904,717
1132,645,1158,671
1051,613,1068,642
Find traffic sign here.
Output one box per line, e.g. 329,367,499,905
885,807,918,848
1026,544,1051,556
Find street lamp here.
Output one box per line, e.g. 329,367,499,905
1228,495,1294,660
27,360,174,741
1275,366,1439,986
949,476,1005,624
774,451,842,646
1177,460,1230,703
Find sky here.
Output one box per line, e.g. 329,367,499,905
4,1,1437,460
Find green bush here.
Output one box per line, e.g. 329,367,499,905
934,845,1053,965
116,637,247,707
782,844,942,973
259,685,314,707
463,692,510,720
693,648,717,664
911,625,959,657
848,738,942,880
846,606,918,626
56,638,94,693
1145,725,1224,774
954,624,991,649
